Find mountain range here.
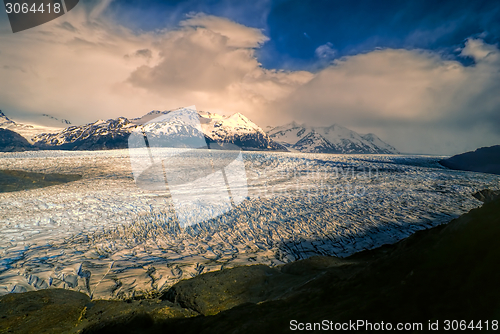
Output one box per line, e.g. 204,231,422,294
131,109,287,151
268,121,398,154
0,110,64,145
0,109,398,154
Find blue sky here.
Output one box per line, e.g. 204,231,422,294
105,0,500,70
1,0,500,154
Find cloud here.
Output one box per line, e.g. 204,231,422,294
274,38,500,154
0,2,165,124
179,13,269,48
0,9,311,128
126,14,312,124
315,42,336,59
460,38,499,62
0,4,499,154
126,49,152,60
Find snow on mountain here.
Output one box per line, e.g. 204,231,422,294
32,108,287,151
293,130,337,153
361,133,399,154
0,110,16,128
268,122,398,154
198,111,286,150
33,117,136,150
200,111,260,137
12,108,395,154
132,108,287,151
265,122,308,149
0,110,64,144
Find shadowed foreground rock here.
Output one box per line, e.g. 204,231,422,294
473,189,500,203
0,289,196,333
0,289,90,334
1,193,499,333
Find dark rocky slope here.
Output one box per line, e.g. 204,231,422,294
0,128,36,152
439,145,500,175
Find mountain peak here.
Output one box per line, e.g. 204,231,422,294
268,121,399,154
362,133,378,141
227,112,252,123
228,112,244,119
0,110,16,127
322,123,345,131
0,110,12,122
288,121,306,128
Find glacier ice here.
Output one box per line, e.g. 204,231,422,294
0,150,499,299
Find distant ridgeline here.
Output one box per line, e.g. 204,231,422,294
267,122,398,154
439,145,500,175
32,110,288,151
2,109,398,153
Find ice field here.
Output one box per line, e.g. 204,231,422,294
1,149,499,299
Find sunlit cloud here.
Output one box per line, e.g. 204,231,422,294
275,39,500,154
0,3,499,154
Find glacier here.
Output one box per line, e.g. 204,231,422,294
0,149,499,299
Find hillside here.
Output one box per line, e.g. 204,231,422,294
32,108,287,151
439,145,500,175
268,122,398,154
0,128,36,152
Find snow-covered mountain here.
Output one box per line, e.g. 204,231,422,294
268,122,398,154
0,110,64,144
0,110,16,128
5,108,396,154
32,109,287,151
198,111,286,150
33,117,137,150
